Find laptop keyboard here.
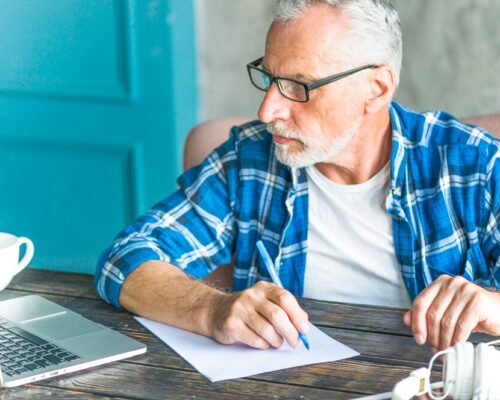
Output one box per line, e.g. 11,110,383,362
0,317,80,377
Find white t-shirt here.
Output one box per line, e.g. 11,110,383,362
303,164,412,309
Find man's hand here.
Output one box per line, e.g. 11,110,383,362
404,275,500,352
208,281,309,349
120,262,308,350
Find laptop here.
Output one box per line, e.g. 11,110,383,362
0,295,146,387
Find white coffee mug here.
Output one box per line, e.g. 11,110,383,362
0,233,34,291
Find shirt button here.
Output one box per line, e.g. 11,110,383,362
394,186,402,196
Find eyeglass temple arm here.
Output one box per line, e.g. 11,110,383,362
308,65,379,90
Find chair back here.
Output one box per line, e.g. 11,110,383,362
463,113,500,138
183,118,248,170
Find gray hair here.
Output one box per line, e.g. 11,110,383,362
273,0,403,86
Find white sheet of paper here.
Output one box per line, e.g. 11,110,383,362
135,316,359,382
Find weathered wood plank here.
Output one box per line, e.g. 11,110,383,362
32,363,357,400
119,327,433,372
0,290,428,397
8,270,411,334
0,290,429,364
0,385,130,399
3,270,495,399
0,289,489,366
8,269,98,299
300,298,411,336
119,330,437,395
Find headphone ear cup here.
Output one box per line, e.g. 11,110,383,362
472,343,499,400
444,342,475,400
473,343,487,400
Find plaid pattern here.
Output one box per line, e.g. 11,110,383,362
95,102,500,308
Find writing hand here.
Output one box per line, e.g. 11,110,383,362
208,281,309,349
404,275,500,352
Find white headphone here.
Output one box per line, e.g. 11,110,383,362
427,340,500,400
355,340,500,400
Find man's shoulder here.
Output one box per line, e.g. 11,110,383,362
225,120,279,167
229,119,271,147
392,102,499,154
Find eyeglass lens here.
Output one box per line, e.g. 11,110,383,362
278,80,307,101
249,68,307,101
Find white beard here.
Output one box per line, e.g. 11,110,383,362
267,120,361,169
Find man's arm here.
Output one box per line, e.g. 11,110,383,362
404,148,500,352
120,260,224,337
120,260,310,349
97,126,308,349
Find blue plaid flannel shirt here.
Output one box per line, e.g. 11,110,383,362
95,102,500,308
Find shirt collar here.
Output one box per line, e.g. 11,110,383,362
386,102,410,217
389,102,408,193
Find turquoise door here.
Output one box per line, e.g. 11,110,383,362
0,0,197,273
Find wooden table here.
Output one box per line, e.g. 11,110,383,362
0,269,492,399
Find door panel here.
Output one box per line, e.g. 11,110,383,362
0,0,197,273
0,0,133,101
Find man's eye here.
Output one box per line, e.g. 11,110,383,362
283,81,303,95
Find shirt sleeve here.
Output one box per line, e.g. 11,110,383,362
94,131,240,308
480,142,500,288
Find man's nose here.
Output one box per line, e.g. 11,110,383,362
257,83,291,123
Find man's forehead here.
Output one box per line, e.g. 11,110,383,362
262,48,342,81
263,12,348,78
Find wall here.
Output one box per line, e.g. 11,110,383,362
0,0,198,273
195,0,500,121
194,0,273,120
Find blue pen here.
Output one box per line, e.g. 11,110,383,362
256,240,310,350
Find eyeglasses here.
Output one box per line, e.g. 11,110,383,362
247,57,378,103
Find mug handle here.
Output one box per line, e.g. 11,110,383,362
14,237,35,275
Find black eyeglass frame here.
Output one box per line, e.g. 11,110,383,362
246,57,379,102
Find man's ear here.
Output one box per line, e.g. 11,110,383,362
365,65,396,114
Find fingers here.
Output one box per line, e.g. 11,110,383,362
403,310,412,327
258,300,300,348
256,283,309,347
239,328,272,350
424,283,457,350
409,280,443,345
449,296,479,346
238,324,274,350
217,314,272,349
430,277,482,350
437,297,466,350
266,286,309,334
211,282,308,349
408,275,485,351
247,306,285,348
436,286,479,350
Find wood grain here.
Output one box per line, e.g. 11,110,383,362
1,269,495,399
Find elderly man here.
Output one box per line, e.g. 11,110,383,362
95,0,500,353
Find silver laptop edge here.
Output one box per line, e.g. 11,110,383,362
1,347,146,387
0,295,147,387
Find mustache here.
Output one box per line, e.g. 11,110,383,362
267,121,304,143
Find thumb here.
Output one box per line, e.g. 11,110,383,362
403,310,412,327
